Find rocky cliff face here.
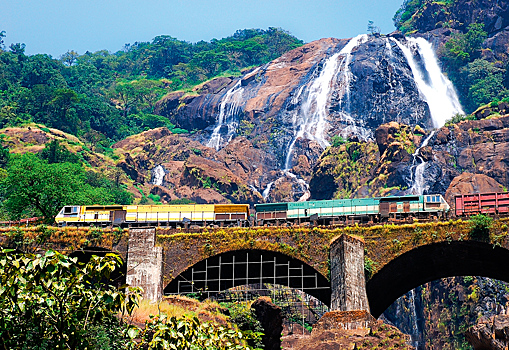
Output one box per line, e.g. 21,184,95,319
151,33,464,202
407,0,509,37
309,112,509,201
383,277,509,350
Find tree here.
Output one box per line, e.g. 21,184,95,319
39,139,80,164
47,88,80,134
367,21,381,35
1,153,132,221
442,23,487,70
0,31,5,50
0,249,139,349
60,50,79,66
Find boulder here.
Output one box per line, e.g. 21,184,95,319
251,297,283,350
445,173,505,208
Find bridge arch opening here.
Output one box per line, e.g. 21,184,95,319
164,249,331,306
367,240,509,318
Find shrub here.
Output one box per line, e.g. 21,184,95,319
468,214,492,242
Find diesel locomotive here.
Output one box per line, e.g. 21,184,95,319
255,194,450,225
55,204,250,227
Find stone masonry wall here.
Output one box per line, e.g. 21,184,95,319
126,228,163,301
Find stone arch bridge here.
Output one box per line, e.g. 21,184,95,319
2,219,509,318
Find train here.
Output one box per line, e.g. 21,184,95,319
55,193,451,227
54,191,509,228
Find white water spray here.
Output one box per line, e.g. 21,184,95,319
207,80,244,150
408,131,436,195
285,171,311,202
262,182,274,200
284,34,368,170
151,165,166,186
393,37,464,128
408,289,421,348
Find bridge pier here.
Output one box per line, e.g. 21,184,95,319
330,234,370,312
315,234,374,332
126,228,163,301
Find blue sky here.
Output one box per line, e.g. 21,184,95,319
3,0,404,57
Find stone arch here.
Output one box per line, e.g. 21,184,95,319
164,249,331,305
69,247,127,287
366,241,509,318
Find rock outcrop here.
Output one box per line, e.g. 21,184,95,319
310,114,509,200
251,297,283,350
283,311,414,350
466,313,509,350
154,34,441,181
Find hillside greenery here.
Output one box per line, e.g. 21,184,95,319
0,140,133,221
0,28,302,147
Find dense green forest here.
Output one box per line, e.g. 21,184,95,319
0,28,303,145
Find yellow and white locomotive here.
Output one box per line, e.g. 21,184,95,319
55,204,250,227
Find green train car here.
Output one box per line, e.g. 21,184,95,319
254,194,450,225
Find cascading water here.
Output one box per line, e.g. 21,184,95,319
150,165,166,186
207,67,262,150
284,34,368,171
262,182,274,200
408,289,422,349
393,36,463,194
207,80,244,150
408,131,435,195
392,37,464,128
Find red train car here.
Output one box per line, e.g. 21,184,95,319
455,192,509,216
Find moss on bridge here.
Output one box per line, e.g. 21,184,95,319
1,217,508,285
156,218,509,284
0,225,129,258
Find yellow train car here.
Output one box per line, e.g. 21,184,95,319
55,204,250,227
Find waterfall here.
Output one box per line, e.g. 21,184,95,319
207,80,244,150
262,182,274,200
408,131,435,195
392,37,464,128
150,165,166,186
408,289,422,348
284,34,368,170
285,171,311,202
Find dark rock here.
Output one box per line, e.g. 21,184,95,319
466,314,509,350
251,297,283,350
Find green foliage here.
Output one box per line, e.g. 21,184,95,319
437,23,509,112
168,198,195,205
331,135,347,147
0,153,133,221
442,23,487,70
0,28,302,143
148,193,161,204
225,303,264,349
468,214,492,242
0,249,140,349
364,256,377,279
38,139,80,164
444,113,476,126
131,314,261,350
393,0,425,32
462,59,508,111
